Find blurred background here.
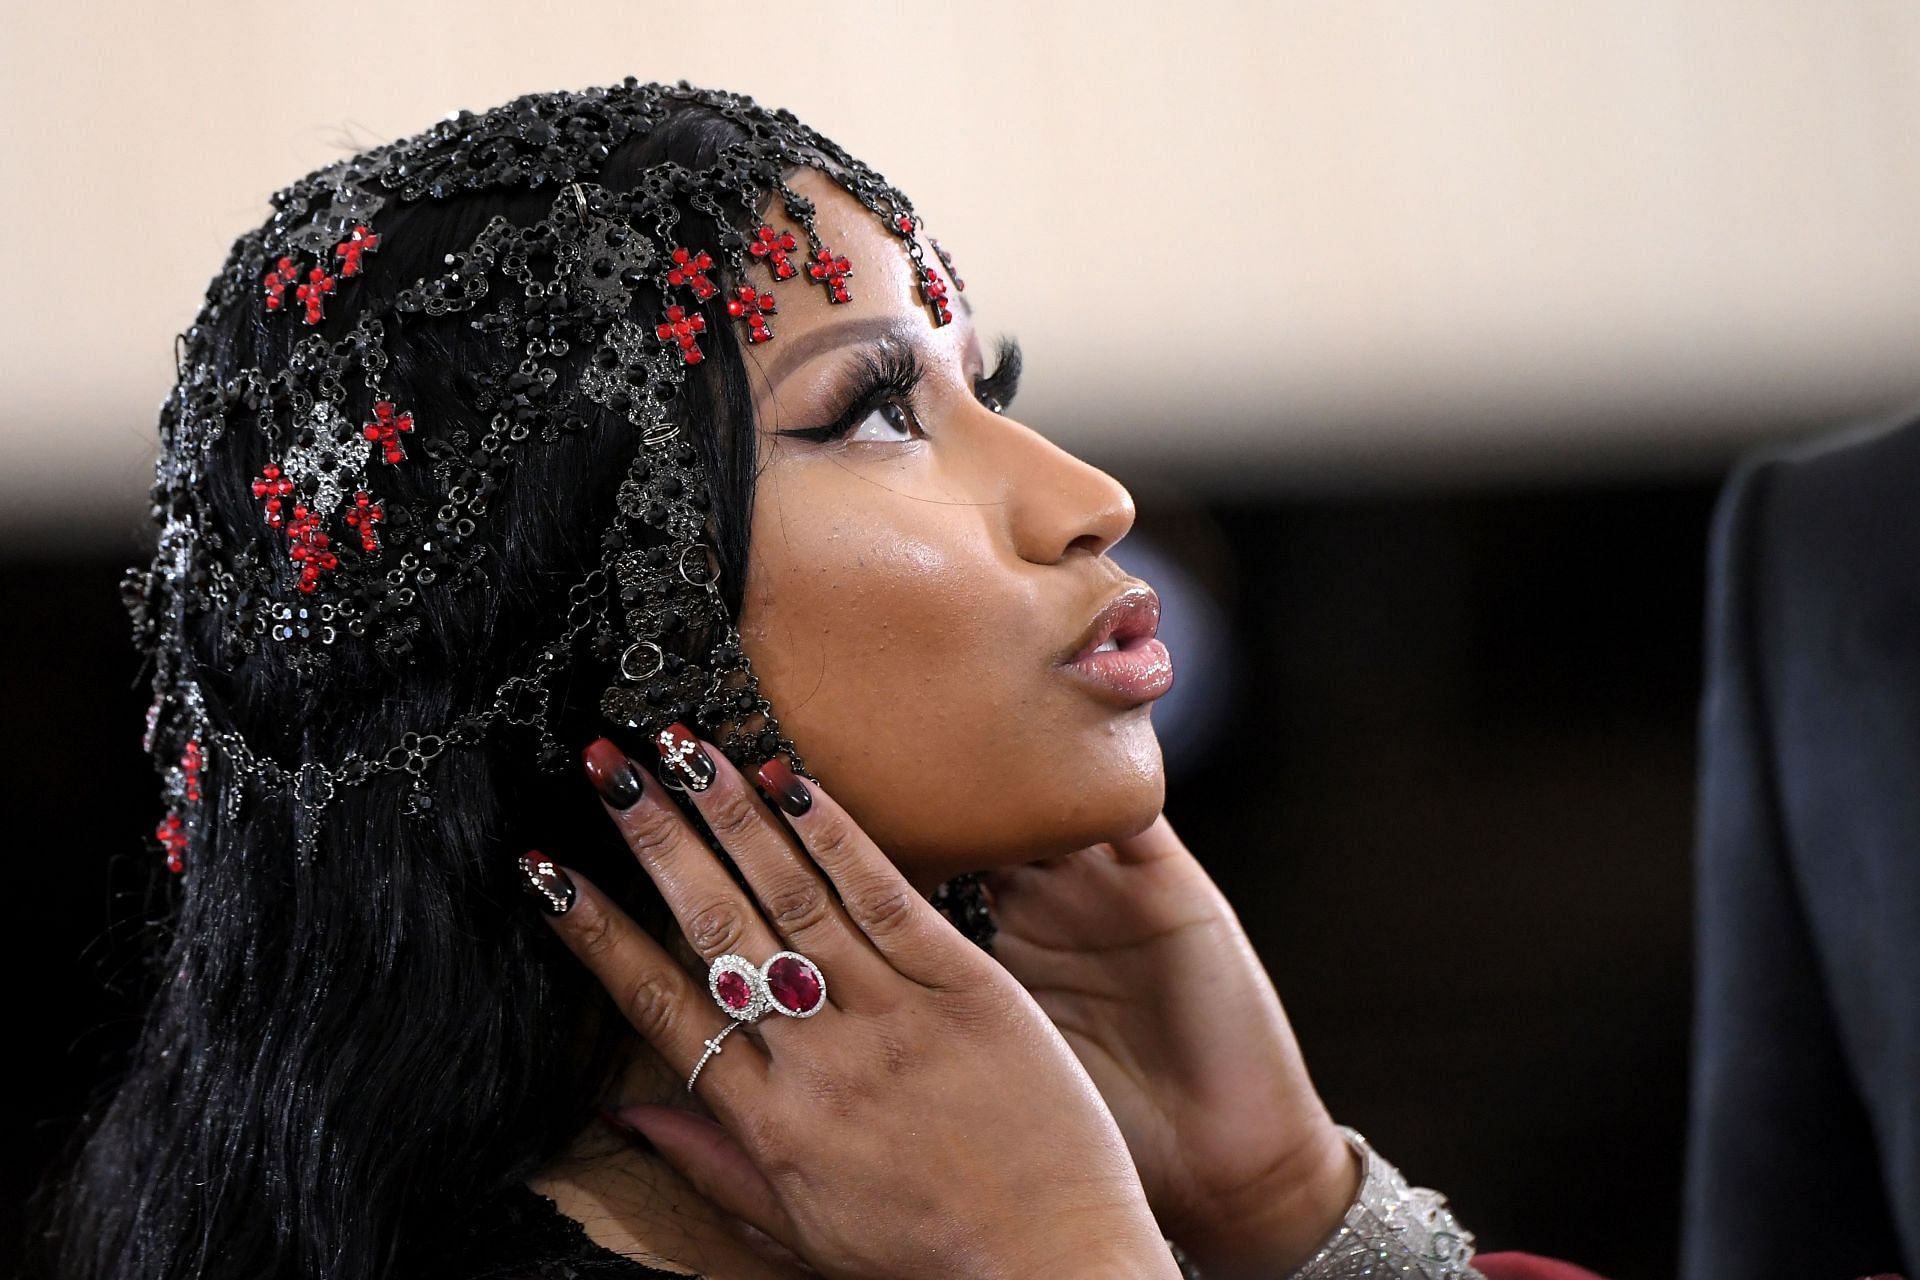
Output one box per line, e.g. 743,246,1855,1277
7,3,1920,1277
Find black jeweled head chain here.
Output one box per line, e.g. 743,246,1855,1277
123,78,994,946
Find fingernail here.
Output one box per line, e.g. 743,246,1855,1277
582,737,645,810
518,850,576,915
654,721,715,792
755,756,812,817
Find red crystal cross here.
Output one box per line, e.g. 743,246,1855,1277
919,265,953,326
362,400,415,464
726,285,776,344
807,247,853,303
334,223,380,277
344,489,384,553
715,970,755,1011
181,739,203,805
252,463,294,528
156,811,187,874
284,505,339,593
748,225,799,280
656,305,708,365
766,955,823,1013
295,265,336,324
666,246,719,300
261,255,302,314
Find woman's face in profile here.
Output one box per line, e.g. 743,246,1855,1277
735,169,1168,891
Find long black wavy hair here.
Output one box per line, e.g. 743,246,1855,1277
31,98,828,1280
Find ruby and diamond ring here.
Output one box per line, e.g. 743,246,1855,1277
687,949,827,1092
708,949,827,1020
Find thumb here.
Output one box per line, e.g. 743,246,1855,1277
1105,811,1188,865
612,1103,792,1246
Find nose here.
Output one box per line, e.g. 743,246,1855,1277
997,417,1136,564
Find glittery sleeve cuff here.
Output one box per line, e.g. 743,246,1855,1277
1283,1126,1486,1280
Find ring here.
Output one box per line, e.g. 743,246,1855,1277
686,1019,745,1093
688,950,829,1093
706,949,829,1022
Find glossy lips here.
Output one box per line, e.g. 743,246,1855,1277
1056,582,1174,706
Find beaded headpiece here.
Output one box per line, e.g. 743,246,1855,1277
123,78,993,943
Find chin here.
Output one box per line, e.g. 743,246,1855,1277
975,708,1168,871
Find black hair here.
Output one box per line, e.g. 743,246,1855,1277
29,100,790,1280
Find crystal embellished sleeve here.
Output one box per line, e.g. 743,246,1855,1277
1283,1126,1486,1280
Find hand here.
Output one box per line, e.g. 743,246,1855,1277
981,813,1360,1279
525,724,1185,1280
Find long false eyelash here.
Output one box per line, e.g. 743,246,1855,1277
774,343,929,444
774,334,1024,444
973,335,1021,414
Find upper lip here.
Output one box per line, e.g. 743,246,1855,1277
1063,582,1161,664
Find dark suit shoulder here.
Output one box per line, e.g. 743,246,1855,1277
1709,410,1920,666
1732,408,1920,568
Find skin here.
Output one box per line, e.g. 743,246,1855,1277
730,173,1159,891
531,170,1358,1278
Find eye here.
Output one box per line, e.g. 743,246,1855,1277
845,398,923,443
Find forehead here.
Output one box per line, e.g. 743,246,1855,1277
737,167,971,389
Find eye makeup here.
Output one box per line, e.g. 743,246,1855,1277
773,334,1024,446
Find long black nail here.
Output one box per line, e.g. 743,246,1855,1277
519,851,576,915
654,722,715,792
582,737,645,809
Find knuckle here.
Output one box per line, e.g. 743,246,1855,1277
619,803,684,864
574,904,622,963
876,1030,916,1079
762,880,833,936
805,817,862,869
685,898,748,956
616,970,681,1040
848,885,919,938
794,1059,862,1121
700,787,762,845
741,1109,794,1171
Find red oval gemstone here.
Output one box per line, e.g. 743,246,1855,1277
716,970,753,1010
766,955,821,1012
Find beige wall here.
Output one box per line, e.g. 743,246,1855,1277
6,0,1920,544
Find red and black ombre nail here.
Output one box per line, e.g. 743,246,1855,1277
653,721,716,792
519,850,576,915
582,737,645,810
755,755,812,817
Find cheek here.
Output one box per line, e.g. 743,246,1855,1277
739,486,1021,746
734,466,1166,872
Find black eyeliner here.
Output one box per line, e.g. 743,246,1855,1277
774,334,1022,445
775,343,927,444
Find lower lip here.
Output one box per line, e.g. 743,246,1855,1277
1058,633,1175,705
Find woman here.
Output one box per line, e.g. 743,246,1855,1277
34,80,1595,1279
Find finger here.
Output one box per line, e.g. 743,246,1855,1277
613,1103,793,1248
520,854,771,1119
579,736,791,983
751,755,979,991
1104,812,1187,865
651,724,886,978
